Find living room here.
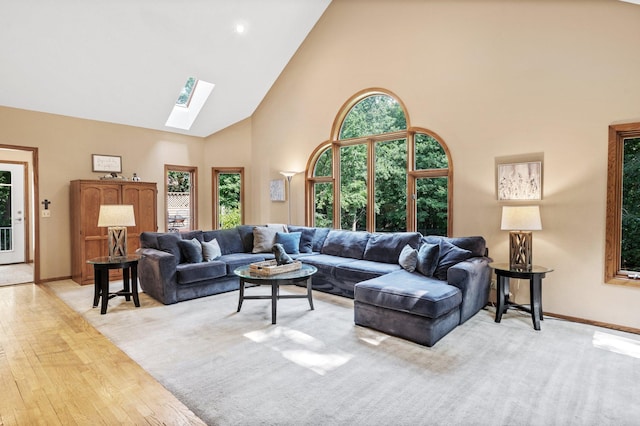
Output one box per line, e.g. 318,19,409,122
1,0,640,423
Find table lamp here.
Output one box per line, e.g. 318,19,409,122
500,205,542,270
98,205,136,258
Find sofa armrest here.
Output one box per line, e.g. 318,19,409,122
136,247,179,305
447,257,492,323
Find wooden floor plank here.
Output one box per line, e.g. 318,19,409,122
0,283,205,426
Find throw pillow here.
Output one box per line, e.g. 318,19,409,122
177,238,203,263
252,226,279,253
433,239,473,280
201,238,222,261
416,243,440,277
398,244,418,272
275,232,301,254
266,223,289,233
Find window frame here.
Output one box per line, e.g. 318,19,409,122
605,122,640,287
305,89,453,234
164,164,198,232
212,167,245,229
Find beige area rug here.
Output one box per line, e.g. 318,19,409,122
47,279,640,426
0,263,33,286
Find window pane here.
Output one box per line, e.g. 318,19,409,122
314,182,333,228
375,139,407,232
314,147,332,177
340,144,367,231
416,177,448,236
415,133,448,170
167,170,192,231
339,95,406,139
622,137,640,272
218,173,241,229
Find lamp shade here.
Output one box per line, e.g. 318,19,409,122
500,206,541,231
97,205,136,227
279,171,296,178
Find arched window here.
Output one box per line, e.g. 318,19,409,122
306,89,452,234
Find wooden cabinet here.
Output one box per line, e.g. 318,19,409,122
70,180,157,285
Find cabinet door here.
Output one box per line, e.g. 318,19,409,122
122,183,157,254
81,183,121,282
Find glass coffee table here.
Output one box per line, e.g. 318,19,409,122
234,264,317,324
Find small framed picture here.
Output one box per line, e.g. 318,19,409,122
270,179,285,202
497,161,542,200
92,154,122,173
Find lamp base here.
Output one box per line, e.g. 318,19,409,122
508,231,533,270
107,226,128,258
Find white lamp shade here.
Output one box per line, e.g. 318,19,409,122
97,205,136,227
500,205,541,231
279,171,297,178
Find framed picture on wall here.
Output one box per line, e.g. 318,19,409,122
497,161,542,200
92,154,122,173
270,179,285,202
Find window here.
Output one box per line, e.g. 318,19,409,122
605,122,640,286
165,165,197,232
212,167,244,229
306,89,452,234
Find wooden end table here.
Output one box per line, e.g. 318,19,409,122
87,254,142,314
490,262,553,330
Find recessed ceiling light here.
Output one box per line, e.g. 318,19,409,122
235,24,245,34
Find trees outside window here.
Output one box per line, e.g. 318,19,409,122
306,89,452,234
212,167,244,229
605,122,640,286
165,165,197,232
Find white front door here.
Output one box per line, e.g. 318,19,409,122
0,163,25,264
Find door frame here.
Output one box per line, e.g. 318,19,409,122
0,145,39,283
0,161,29,264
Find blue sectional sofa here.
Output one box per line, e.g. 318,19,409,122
137,225,491,346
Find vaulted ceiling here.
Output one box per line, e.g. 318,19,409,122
0,1,331,137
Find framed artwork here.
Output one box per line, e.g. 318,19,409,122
92,154,122,173
497,161,542,200
270,179,285,201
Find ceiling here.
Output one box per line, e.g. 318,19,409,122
0,1,331,137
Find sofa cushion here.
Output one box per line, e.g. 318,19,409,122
252,226,279,253
322,230,371,259
287,226,315,253
312,228,331,252
219,252,270,275
354,270,462,319
433,239,473,280
180,230,203,242
236,225,256,252
139,232,159,249
177,238,203,263
423,235,487,258
276,232,301,254
203,228,244,255
176,261,226,285
416,243,439,277
335,259,402,284
363,232,421,264
157,233,183,264
201,238,222,261
399,244,418,272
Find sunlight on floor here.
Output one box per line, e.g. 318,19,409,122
592,331,640,359
244,326,353,375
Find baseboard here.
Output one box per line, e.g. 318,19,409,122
37,275,72,284
544,312,640,335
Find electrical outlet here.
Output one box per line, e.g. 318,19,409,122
490,279,497,290
41,210,51,218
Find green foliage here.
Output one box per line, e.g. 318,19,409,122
622,138,640,271
218,173,241,228
313,95,449,232
220,207,241,229
339,95,406,139
167,171,190,193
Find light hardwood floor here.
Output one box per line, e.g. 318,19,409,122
0,283,205,425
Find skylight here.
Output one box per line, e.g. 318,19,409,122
165,78,215,131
